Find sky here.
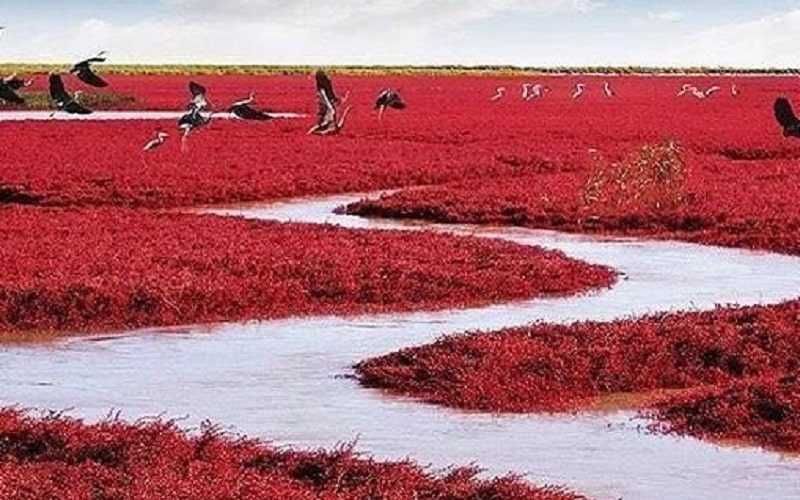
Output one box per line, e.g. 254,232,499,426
1,0,799,67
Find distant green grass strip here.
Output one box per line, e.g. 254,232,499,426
0,64,798,76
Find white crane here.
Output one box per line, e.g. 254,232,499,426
528,83,549,100
143,131,168,152
731,83,740,96
677,83,694,96
490,86,506,101
602,81,615,97
571,83,586,100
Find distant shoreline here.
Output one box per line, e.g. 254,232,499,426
0,63,798,76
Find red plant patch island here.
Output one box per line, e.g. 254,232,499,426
0,207,614,335
0,408,584,499
355,300,800,451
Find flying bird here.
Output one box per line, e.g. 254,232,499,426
307,70,352,135
227,92,273,121
188,81,210,111
603,81,615,97
49,74,92,115
178,107,212,151
571,83,586,100
774,97,800,138
490,86,506,101
3,73,33,91
143,131,169,152
0,74,29,104
69,51,108,87
374,88,405,119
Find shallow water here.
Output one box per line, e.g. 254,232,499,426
0,110,304,121
2,193,800,500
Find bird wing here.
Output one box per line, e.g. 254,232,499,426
48,74,71,103
0,85,24,104
231,104,272,121
774,98,800,130
4,77,27,90
189,81,207,98
76,67,108,88
64,100,92,114
315,70,338,105
374,90,390,109
316,89,336,127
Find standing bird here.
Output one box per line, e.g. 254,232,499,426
521,83,531,100
374,88,405,120
527,83,550,100
731,83,740,96
704,85,721,97
677,83,694,96
571,83,586,100
143,130,169,152
178,107,212,151
774,97,800,138
69,51,108,87
49,74,92,115
188,81,210,111
307,70,352,135
227,92,272,121
603,81,615,97
490,86,506,101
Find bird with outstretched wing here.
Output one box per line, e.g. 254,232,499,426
0,75,26,104
69,51,108,87
308,70,351,135
374,88,406,119
774,97,800,138
188,81,210,110
228,92,272,121
49,74,92,114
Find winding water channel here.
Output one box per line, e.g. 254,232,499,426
2,193,800,499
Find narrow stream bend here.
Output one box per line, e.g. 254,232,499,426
2,193,800,500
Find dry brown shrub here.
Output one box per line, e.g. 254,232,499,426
583,141,690,212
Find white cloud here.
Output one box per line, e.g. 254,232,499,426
647,10,684,23
164,0,599,28
666,9,800,67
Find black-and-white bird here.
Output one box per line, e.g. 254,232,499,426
178,106,212,151
0,74,28,104
49,74,92,115
774,97,800,138
143,130,169,151
374,88,405,119
307,70,351,135
3,73,33,91
188,81,210,110
227,92,272,121
69,51,108,87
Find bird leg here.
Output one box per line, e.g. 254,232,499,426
336,105,353,130
378,106,385,121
